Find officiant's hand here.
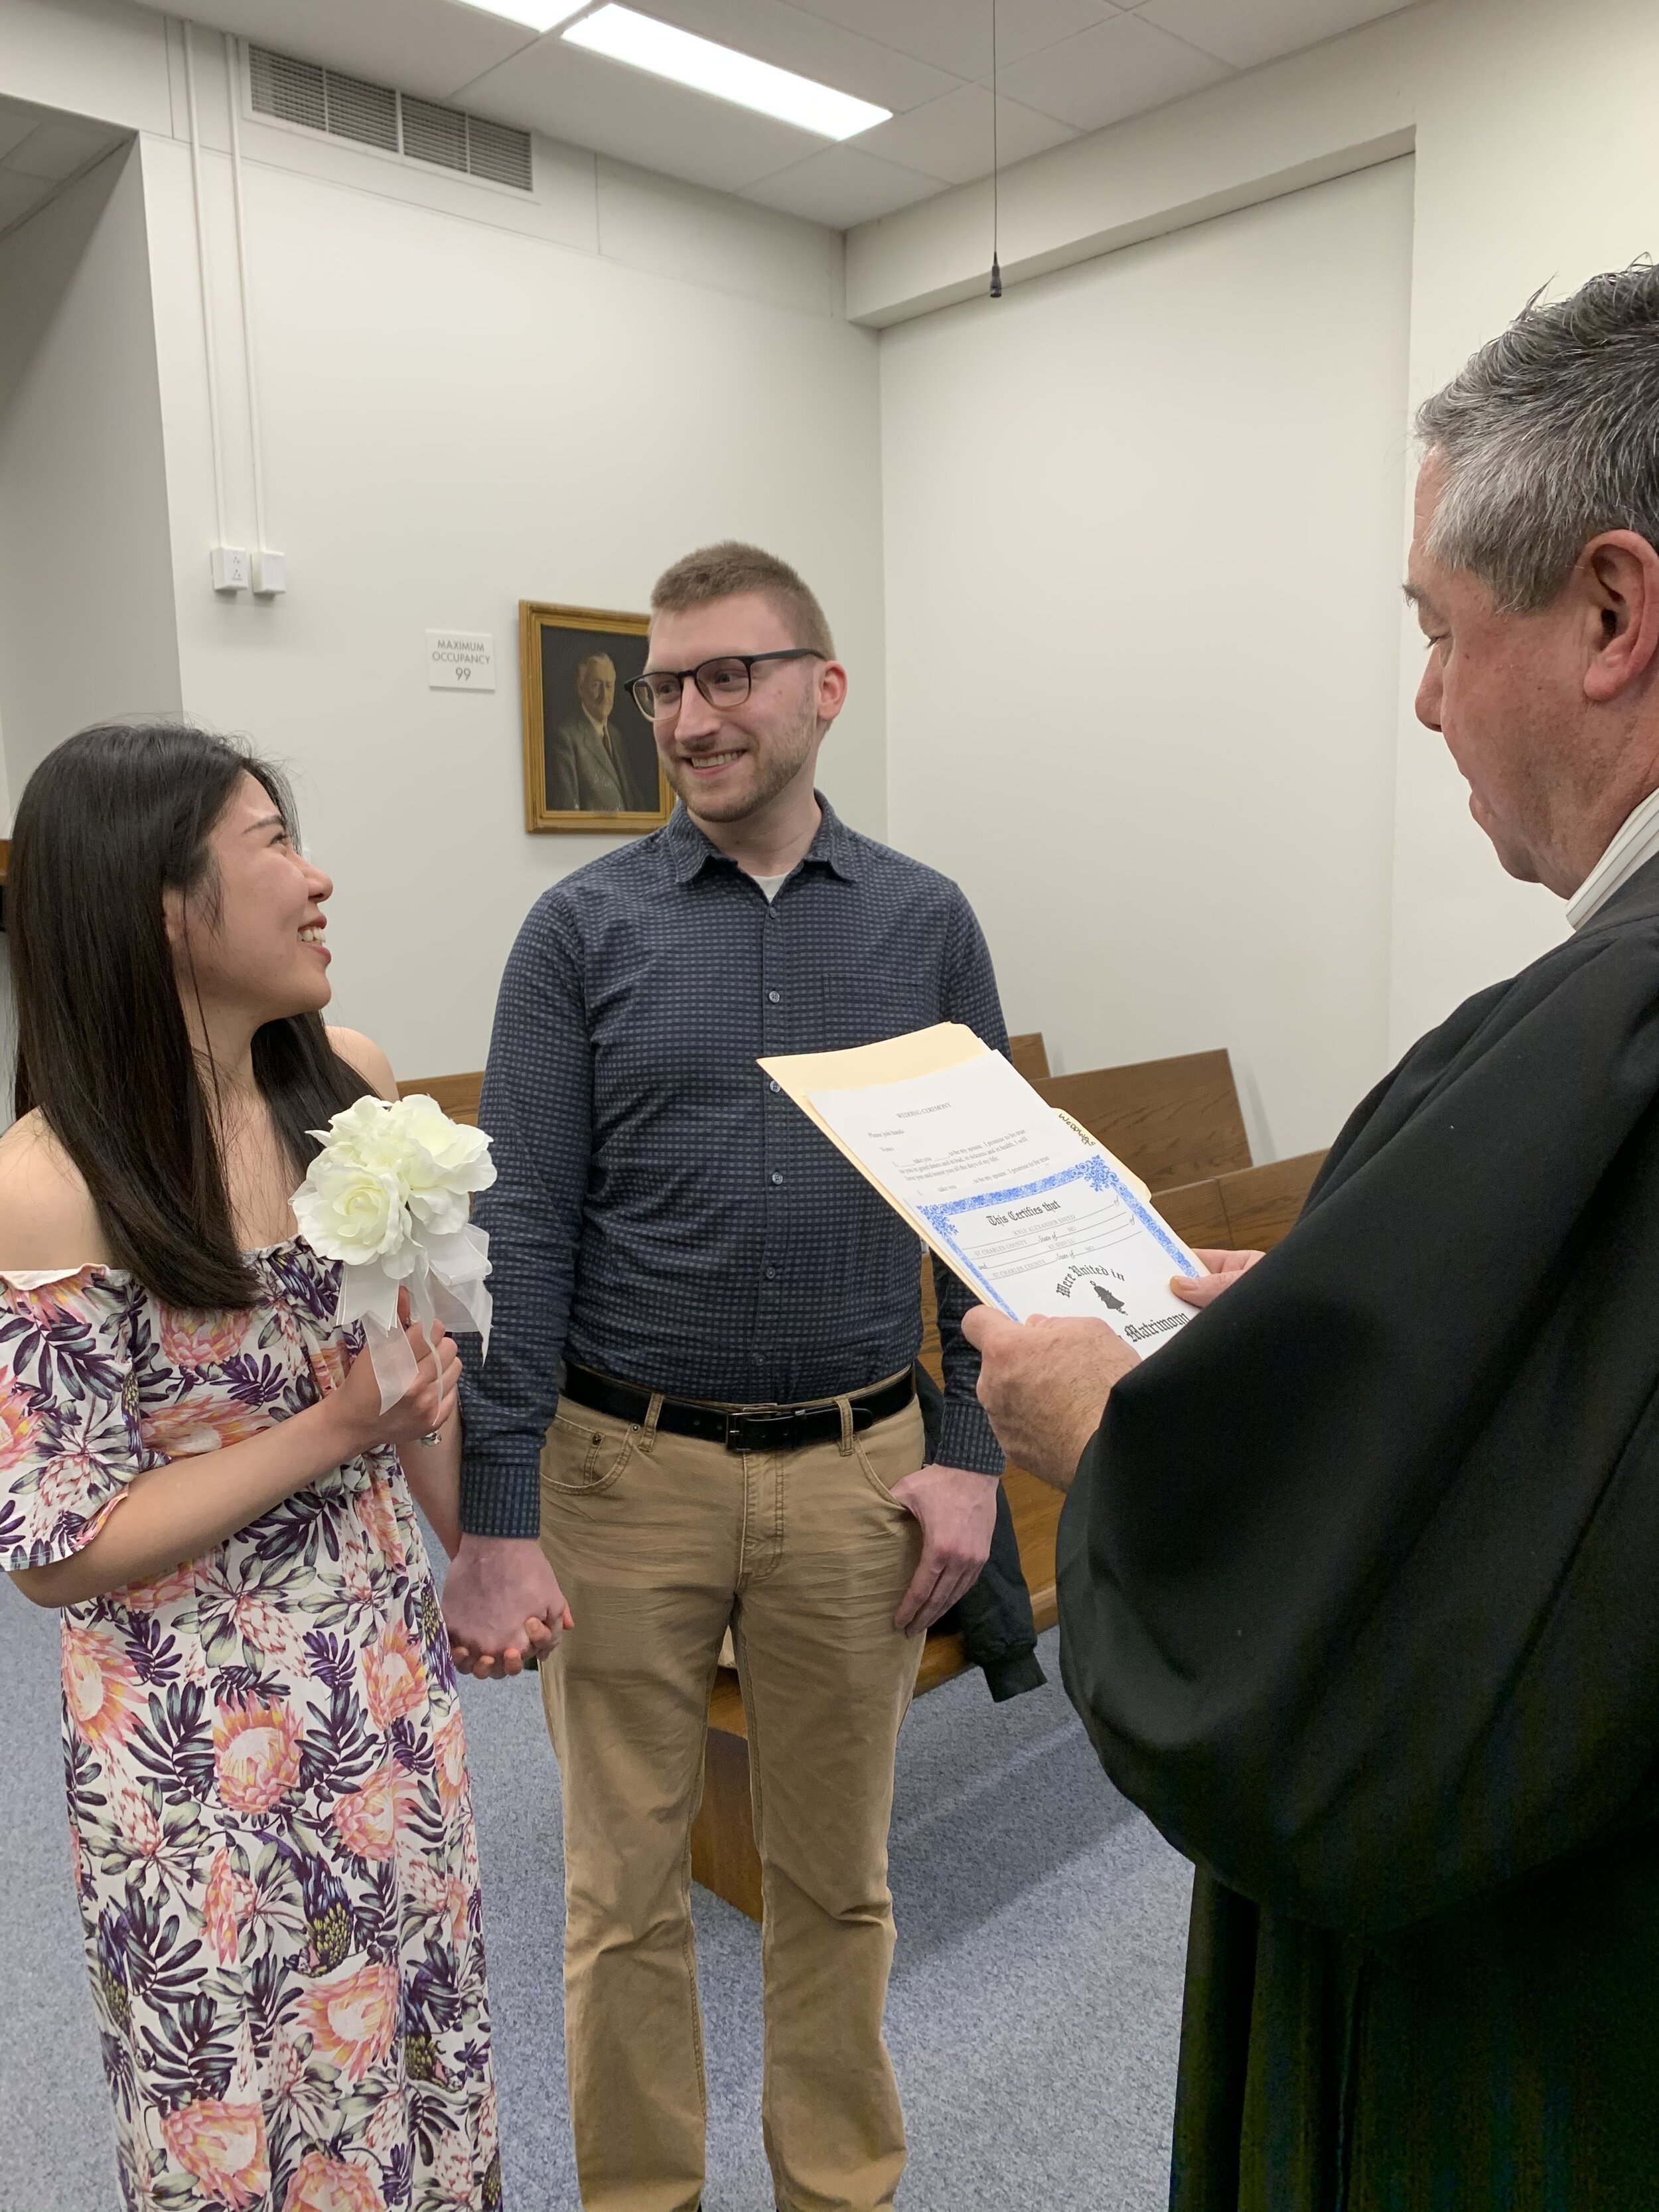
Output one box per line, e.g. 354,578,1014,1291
1170,1247,1264,1309
443,1534,571,1678
890,1464,998,1635
963,1307,1140,1491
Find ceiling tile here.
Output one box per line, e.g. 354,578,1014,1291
857,84,1075,186
1133,0,1417,70
742,142,945,226
125,0,534,106
979,0,1128,70
621,0,964,115
997,10,1230,131
3,117,123,183
457,37,826,194
788,0,1121,82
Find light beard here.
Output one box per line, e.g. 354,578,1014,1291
662,707,818,824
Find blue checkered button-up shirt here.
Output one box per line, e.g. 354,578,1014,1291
457,797,1009,1538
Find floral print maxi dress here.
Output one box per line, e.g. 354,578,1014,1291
0,1240,500,2212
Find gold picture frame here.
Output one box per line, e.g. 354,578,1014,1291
520,600,670,834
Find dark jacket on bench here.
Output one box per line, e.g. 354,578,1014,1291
918,1363,1045,1702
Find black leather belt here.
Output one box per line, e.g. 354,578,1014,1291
561,1364,915,1453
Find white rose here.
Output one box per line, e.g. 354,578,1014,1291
292,1155,410,1268
389,1094,496,1233
310,1095,413,1177
392,1094,495,1180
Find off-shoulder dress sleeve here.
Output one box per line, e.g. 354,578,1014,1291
0,1271,149,1572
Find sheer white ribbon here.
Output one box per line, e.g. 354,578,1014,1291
338,1223,494,1412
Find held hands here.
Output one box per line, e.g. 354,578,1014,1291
890,1464,998,1637
441,1534,571,1680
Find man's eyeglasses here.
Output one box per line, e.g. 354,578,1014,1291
628,650,825,721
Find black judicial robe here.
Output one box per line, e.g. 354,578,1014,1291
1057,854,1659,2211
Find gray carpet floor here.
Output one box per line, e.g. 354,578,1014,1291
0,1580,1189,2211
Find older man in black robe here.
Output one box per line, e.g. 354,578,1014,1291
965,263,1659,2210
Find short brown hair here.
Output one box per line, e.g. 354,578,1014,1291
649,540,834,657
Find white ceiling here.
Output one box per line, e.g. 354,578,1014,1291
0,96,127,241
132,0,1422,230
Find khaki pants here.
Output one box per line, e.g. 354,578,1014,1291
538,1386,927,2212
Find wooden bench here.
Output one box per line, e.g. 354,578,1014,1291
1033,1048,1252,1192
400,1070,484,1121
1155,1149,1328,1252
1008,1031,1049,1081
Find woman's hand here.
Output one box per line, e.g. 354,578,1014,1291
1170,1248,1265,1309
326,1318,460,1461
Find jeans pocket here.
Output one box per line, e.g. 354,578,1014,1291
541,1409,636,1496
853,1401,924,1514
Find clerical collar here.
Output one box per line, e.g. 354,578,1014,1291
1566,784,1659,930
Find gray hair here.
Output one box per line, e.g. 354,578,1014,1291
1416,261,1659,610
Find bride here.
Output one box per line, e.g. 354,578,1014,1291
0,723,532,2211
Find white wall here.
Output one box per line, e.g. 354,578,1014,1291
139,118,884,1078
0,139,180,800
0,0,886,1085
883,160,1413,1162
857,0,1659,1086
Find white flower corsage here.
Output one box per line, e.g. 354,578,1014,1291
291,1094,496,1410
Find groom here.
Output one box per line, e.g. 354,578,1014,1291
445,541,1008,2211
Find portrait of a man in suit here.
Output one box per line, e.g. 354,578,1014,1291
542,648,661,816
522,603,666,832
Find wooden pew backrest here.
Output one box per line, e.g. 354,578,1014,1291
1008,1032,1050,1080
1156,1149,1327,1254
399,1071,483,1125
1033,1049,1250,1192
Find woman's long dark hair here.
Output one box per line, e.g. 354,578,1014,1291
9,722,374,1309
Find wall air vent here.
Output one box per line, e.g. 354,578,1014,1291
248,46,533,192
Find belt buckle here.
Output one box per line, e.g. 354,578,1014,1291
725,1405,801,1454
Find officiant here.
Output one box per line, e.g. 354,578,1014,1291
966,261,1659,2209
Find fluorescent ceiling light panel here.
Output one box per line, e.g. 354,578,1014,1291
470,1,586,29
563,5,890,139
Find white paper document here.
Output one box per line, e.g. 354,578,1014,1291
760,1027,1205,1353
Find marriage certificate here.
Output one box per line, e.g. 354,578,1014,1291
760,1024,1205,1353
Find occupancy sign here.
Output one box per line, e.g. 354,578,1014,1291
426,630,496,690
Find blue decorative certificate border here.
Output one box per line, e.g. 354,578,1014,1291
918,1155,1196,1318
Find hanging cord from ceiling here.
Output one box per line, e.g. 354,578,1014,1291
182,22,230,546
224,37,270,571
989,0,1003,297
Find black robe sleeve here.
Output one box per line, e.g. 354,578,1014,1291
1058,895,1659,1937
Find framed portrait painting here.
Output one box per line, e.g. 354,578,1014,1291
520,601,670,834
